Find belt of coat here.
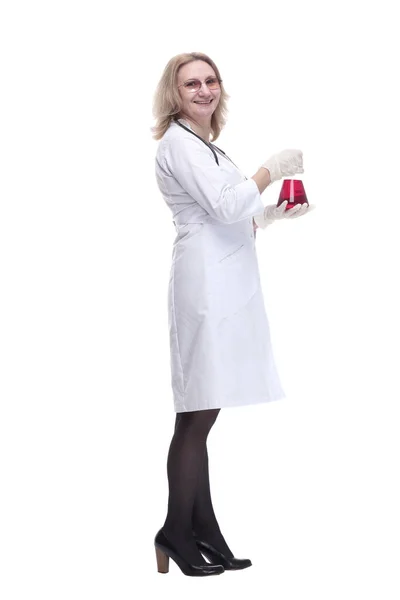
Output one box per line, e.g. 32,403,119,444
172,215,216,227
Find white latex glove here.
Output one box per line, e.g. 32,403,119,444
253,201,315,229
261,149,304,183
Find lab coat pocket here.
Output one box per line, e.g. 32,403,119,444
219,244,245,263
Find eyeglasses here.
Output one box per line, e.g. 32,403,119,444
178,77,222,93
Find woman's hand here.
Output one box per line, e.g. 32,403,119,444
254,201,315,229
261,149,304,184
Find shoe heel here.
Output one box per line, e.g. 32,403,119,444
155,546,169,574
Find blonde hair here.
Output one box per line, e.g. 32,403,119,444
151,52,229,142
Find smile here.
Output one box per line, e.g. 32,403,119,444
194,100,213,104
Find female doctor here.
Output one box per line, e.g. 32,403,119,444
152,52,312,577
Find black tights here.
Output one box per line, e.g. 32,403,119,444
162,409,233,565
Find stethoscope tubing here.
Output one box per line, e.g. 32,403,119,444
174,119,240,170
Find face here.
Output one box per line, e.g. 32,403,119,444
177,60,221,125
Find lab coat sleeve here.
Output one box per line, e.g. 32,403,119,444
162,135,265,224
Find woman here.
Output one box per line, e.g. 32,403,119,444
152,52,312,577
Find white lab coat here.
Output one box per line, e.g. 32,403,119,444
155,119,285,412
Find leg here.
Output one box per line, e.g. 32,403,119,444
162,408,220,565
192,442,234,558
175,410,234,557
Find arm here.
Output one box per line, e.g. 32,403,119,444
162,135,265,224
251,167,272,194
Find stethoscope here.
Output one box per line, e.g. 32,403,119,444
174,119,244,174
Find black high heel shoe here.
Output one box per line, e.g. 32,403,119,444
154,529,225,576
194,536,252,571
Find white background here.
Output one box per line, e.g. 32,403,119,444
1,0,399,598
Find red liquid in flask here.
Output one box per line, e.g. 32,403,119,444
277,179,309,210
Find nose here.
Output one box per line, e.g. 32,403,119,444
197,81,212,95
